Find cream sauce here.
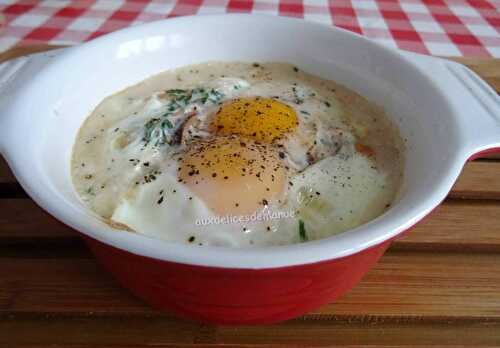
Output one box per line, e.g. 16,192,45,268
72,62,404,247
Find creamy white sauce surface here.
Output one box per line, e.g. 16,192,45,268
72,62,404,247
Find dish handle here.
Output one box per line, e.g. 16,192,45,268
0,49,64,155
446,60,500,161
407,53,500,161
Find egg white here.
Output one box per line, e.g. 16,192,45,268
111,163,298,247
281,151,392,240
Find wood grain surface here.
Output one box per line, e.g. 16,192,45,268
0,45,499,347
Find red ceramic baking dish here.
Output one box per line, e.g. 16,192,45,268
0,15,499,324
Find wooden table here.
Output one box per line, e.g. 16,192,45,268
1,47,500,347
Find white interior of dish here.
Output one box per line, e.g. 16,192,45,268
0,15,473,268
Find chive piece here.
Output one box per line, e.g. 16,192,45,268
299,219,308,242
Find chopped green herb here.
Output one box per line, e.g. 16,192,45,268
300,110,310,115
143,87,225,146
162,119,173,129
299,219,308,242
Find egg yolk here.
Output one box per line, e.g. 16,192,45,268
209,97,298,143
178,136,286,215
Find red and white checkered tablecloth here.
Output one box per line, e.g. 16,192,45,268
0,0,499,57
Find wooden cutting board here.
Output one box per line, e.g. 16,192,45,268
0,46,500,348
